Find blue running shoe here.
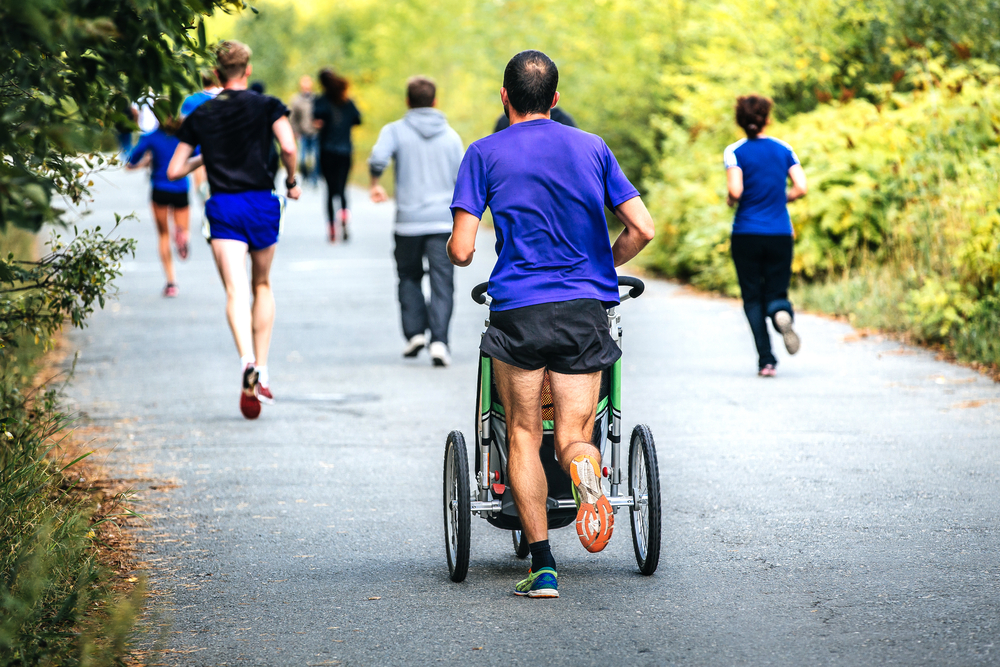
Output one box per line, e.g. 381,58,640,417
514,568,559,598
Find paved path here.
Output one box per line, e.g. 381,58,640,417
66,168,1000,666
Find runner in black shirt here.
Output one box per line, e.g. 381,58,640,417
168,40,301,419
493,105,576,133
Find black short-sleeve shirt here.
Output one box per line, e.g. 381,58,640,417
177,89,289,193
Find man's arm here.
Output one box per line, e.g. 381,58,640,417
610,196,655,267
272,116,301,200
369,124,396,203
166,142,203,181
448,209,480,267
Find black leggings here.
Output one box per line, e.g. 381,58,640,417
320,151,352,223
730,234,794,369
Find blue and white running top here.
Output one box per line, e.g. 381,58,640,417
723,136,800,236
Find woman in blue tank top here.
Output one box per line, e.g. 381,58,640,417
723,95,807,376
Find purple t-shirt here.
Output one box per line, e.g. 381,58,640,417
451,119,639,311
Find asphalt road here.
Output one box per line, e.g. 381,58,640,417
64,167,1000,666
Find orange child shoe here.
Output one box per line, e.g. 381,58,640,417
570,454,614,553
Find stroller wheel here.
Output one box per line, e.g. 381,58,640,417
512,529,529,559
443,430,471,582
629,424,662,575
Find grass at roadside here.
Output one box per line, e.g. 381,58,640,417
790,268,911,333
1,227,142,666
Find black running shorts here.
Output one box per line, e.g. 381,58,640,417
480,299,621,375
151,189,190,208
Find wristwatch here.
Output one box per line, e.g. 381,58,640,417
285,177,298,189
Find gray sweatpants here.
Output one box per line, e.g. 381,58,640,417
394,233,454,346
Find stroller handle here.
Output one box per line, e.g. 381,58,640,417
618,275,645,300
471,276,645,305
471,282,490,305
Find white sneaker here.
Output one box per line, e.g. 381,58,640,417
403,333,426,358
774,311,800,355
429,341,451,367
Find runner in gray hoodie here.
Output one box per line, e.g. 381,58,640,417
369,76,464,366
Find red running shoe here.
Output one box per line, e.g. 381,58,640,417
570,454,614,553
328,222,337,243
758,364,777,377
163,283,179,298
239,364,261,420
256,383,274,405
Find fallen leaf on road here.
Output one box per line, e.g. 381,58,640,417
473,646,483,650
952,399,999,409
368,596,381,600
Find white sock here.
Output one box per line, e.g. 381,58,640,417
240,354,256,369
257,365,269,387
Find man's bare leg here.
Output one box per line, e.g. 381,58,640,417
492,359,548,544
548,370,602,473
210,238,253,358
249,245,276,369
549,369,614,552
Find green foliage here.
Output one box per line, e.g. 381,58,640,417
0,227,135,665
0,0,243,234
218,0,686,184
635,0,1000,367
645,61,1000,352
955,296,1000,366
2,0,253,663
0,226,136,353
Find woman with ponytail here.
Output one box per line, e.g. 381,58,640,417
313,69,361,242
724,94,807,377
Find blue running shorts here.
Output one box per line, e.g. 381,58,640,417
204,190,285,251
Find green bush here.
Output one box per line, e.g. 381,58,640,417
955,295,1000,366
2,0,244,660
0,380,142,667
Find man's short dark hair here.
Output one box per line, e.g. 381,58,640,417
216,40,252,84
407,76,436,108
502,50,558,116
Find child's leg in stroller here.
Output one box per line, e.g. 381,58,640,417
493,360,548,544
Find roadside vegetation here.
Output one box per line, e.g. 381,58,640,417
222,0,1000,371
1,0,240,663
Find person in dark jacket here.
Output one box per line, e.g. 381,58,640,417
314,69,361,242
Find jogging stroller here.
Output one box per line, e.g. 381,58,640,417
443,276,661,582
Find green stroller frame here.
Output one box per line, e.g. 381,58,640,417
443,276,661,582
